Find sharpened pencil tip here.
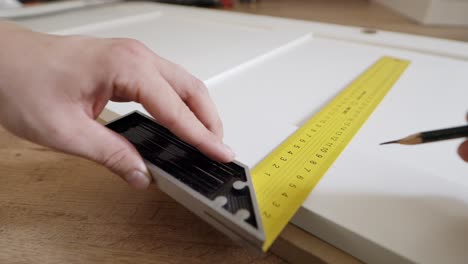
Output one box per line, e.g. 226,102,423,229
380,140,399,145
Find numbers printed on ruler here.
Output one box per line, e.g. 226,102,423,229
262,116,356,217
261,89,375,207
252,57,410,251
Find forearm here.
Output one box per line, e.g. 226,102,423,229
0,21,37,86
0,22,36,108
0,20,19,32
0,22,23,107
0,21,32,46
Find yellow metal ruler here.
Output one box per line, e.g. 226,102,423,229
252,56,410,251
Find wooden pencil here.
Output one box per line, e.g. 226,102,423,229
380,125,468,145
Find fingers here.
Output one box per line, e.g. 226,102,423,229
155,57,224,139
137,71,234,162
108,39,234,162
461,112,468,162
458,140,468,162
60,113,152,189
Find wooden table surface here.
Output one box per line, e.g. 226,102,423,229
1,1,467,264
0,125,286,264
228,0,468,42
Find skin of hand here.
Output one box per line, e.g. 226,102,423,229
0,22,234,189
459,141,468,162
458,113,468,162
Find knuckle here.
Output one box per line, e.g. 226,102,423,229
159,105,204,139
101,147,129,173
106,39,152,98
203,116,222,134
120,38,147,54
211,118,223,132
194,78,208,92
109,38,147,61
186,78,208,98
191,138,205,150
160,105,184,129
191,130,214,152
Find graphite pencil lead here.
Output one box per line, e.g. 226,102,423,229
380,134,422,145
380,140,399,145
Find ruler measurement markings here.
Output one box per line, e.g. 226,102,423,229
252,57,410,251
271,61,387,198
257,58,388,199
260,96,367,212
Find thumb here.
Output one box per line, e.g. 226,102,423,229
62,114,152,189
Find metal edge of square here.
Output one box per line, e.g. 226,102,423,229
105,110,265,252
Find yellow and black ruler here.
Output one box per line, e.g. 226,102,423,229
252,56,410,251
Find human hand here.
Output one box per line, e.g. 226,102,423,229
458,113,468,162
459,141,468,162
0,22,234,189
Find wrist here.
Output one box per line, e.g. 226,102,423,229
0,21,24,33
0,22,31,99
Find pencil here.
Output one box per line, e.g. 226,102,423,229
380,125,468,145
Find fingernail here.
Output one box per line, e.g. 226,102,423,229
125,170,151,190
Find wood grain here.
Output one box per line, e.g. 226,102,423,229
0,125,286,264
